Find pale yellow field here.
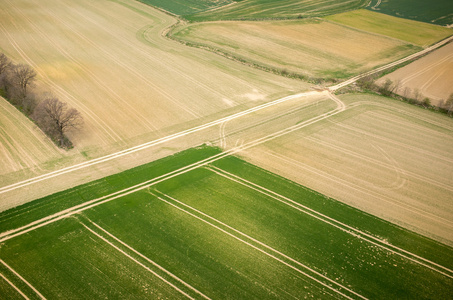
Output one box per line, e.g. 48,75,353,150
240,94,453,245
378,42,453,106
0,98,66,179
0,0,307,184
172,18,420,79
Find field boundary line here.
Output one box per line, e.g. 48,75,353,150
0,90,323,195
0,259,46,299
0,273,29,300
264,149,453,243
78,217,211,300
151,191,366,300
329,35,453,91
207,166,453,279
0,150,237,243
0,92,344,243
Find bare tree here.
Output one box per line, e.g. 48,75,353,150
379,79,393,96
0,53,12,76
0,53,13,91
391,79,401,94
446,93,453,115
422,97,431,108
10,63,36,99
356,74,376,90
413,88,421,102
403,87,411,99
34,97,83,147
438,99,445,109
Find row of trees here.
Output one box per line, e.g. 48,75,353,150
356,75,453,115
0,53,83,148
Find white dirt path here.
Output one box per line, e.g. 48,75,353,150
0,91,324,195
0,259,46,299
329,35,453,91
1,15,451,207
0,91,343,243
0,273,29,300
1,12,451,200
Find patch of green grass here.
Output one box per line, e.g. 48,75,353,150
186,0,368,21
135,0,233,15
366,0,453,26
325,9,453,46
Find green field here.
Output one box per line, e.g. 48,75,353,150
185,0,368,21
0,146,452,298
325,9,453,47
135,0,233,15
367,0,453,26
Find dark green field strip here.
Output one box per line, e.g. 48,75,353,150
155,167,453,299
136,0,232,15
212,156,453,270
0,146,221,233
0,277,25,300
0,217,187,299
84,191,343,299
186,0,368,21
367,0,453,26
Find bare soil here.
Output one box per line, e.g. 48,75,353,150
0,0,307,184
378,42,453,106
173,19,418,79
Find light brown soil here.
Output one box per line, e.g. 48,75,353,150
0,98,65,176
0,0,307,184
173,19,417,79
378,42,453,106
